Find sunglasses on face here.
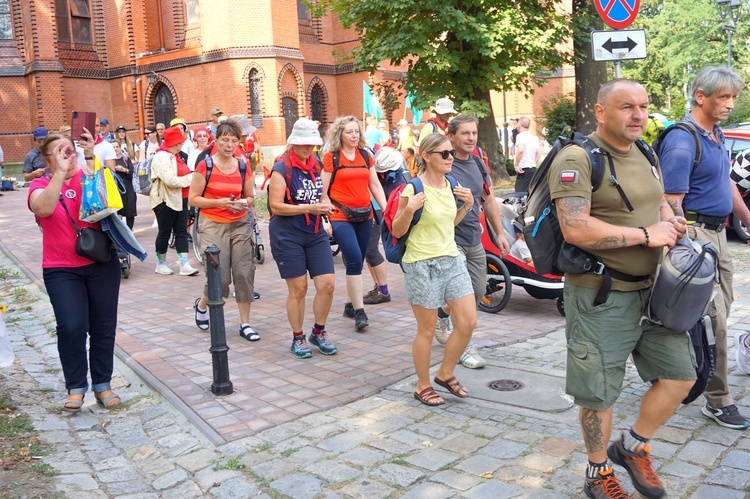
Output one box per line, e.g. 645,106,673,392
429,149,456,160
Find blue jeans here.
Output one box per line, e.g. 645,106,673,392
43,255,121,394
332,219,372,275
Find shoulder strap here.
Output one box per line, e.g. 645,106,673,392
238,160,247,198
444,174,459,199
58,195,82,235
202,156,213,197
469,154,493,199
656,122,702,168
634,138,657,167
409,178,424,226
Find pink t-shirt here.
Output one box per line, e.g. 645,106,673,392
28,170,102,268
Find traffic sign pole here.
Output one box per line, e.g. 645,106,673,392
593,0,642,76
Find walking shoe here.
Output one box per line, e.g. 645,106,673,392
607,436,665,498
309,330,337,355
434,317,452,344
343,302,355,318
363,287,391,305
194,298,209,331
459,343,487,369
735,332,750,375
701,403,750,429
155,263,173,275
583,469,629,499
354,308,369,330
291,335,312,359
180,263,199,276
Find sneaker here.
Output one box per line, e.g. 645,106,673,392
701,403,750,430
583,469,629,499
363,287,391,305
309,331,337,355
343,302,355,319
354,308,369,330
607,436,665,499
459,343,487,369
735,332,750,375
180,263,199,276
155,263,173,275
253,291,261,300
363,286,379,302
291,335,312,359
194,298,209,331
434,317,452,344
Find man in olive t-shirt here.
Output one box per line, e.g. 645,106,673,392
549,79,692,499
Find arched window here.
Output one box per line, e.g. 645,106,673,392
297,0,308,20
310,86,324,124
55,0,92,45
282,97,298,139
249,69,263,128
0,1,11,40
154,85,175,127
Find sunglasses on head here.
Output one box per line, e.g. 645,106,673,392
429,149,456,160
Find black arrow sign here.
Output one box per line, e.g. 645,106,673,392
601,37,638,54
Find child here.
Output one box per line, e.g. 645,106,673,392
510,225,534,267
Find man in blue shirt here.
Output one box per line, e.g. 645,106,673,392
23,127,48,182
659,65,750,430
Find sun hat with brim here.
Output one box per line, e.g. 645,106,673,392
374,146,405,173
433,97,457,115
161,126,185,148
170,117,187,129
397,119,409,126
229,114,257,136
287,118,323,146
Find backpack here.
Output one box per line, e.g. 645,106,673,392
682,314,716,405
652,121,702,169
643,116,666,145
519,131,656,276
328,147,372,214
266,153,323,229
133,156,154,196
1,179,14,191
203,156,247,198
381,174,458,266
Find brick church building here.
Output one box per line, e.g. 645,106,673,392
0,0,570,162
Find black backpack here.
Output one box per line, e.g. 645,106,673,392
519,131,656,276
682,315,716,404
652,121,702,169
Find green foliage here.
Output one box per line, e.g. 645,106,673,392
539,94,576,144
723,91,750,126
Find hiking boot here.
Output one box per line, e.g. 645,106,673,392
363,287,391,305
354,308,369,330
291,335,312,359
434,317,452,344
343,302,355,318
180,263,199,276
459,343,487,369
735,332,750,375
309,330,337,355
701,403,750,430
583,469,629,499
155,263,173,275
607,436,665,498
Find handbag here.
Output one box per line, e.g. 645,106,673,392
59,195,113,263
80,157,124,222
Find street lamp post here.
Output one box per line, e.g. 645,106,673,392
716,0,741,67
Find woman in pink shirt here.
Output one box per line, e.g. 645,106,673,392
27,130,122,412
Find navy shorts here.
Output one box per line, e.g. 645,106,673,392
270,217,335,279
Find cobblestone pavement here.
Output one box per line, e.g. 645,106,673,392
1,189,749,497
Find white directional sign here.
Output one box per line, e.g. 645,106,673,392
591,29,647,62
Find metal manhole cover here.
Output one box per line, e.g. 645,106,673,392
487,379,524,391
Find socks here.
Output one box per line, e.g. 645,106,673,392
195,302,208,321
622,428,648,453
293,331,305,338
437,307,450,319
586,460,611,479
377,284,389,296
157,253,166,265
312,324,325,336
179,256,189,266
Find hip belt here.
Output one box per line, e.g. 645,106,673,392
685,211,727,232
591,262,650,306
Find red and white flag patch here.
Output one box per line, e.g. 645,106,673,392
560,170,578,183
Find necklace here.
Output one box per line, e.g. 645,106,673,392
422,176,445,196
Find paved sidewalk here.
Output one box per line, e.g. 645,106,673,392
0,188,749,498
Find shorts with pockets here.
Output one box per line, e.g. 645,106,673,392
402,254,473,309
270,216,335,279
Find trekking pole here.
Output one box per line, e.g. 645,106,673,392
205,244,233,395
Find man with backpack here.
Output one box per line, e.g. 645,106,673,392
551,79,692,499
433,114,510,369
417,98,457,153
657,65,750,431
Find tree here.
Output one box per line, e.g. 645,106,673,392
539,94,576,144
313,0,570,179
371,81,402,130
573,0,607,134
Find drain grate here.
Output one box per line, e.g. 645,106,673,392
487,379,524,392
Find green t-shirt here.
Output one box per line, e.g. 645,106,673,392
401,180,460,264
548,133,664,291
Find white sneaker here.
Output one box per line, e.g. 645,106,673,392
735,332,750,375
459,343,487,369
155,263,173,275
180,263,199,276
434,317,452,345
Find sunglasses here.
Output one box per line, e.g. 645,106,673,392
429,149,456,160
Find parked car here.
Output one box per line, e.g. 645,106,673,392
722,127,750,241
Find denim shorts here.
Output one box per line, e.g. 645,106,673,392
402,253,473,309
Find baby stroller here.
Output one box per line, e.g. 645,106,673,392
478,192,565,316
118,250,131,279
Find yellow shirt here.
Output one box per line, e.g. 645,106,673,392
401,180,459,263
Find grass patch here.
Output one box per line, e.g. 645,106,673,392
0,394,14,411
253,442,273,453
30,462,58,476
12,288,33,303
280,447,298,457
0,412,34,437
0,267,20,280
213,457,246,471
390,458,408,465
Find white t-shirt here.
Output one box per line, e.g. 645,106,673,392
515,131,539,170
93,140,116,166
0,145,4,164
510,238,531,262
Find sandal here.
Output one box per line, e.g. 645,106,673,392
194,298,209,331
413,386,444,406
434,376,468,398
95,390,121,409
239,325,260,342
62,394,85,413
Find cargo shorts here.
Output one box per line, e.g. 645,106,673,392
564,282,696,410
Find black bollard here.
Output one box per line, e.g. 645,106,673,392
205,244,233,395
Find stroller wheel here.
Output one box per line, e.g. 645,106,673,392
478,254,512,314
255,244,265,264
556,296,565,317
122,266,130,279
330,236,340,257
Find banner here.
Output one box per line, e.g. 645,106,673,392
362,81,383,121
405,92,422,126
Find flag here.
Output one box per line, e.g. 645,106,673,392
363,81,383,121
405,92,422,126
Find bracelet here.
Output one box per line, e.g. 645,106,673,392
463,203,472,212
85,156,93,160
638,225,650,247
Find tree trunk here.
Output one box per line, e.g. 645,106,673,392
474,88,510,181
573,0,607,134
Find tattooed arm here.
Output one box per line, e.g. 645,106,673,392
663,193,685,218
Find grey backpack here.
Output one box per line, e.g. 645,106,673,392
647,237,718,332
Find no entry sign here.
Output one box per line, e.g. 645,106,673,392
595,0,640,30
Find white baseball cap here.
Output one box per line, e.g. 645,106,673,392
434,97,457,115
